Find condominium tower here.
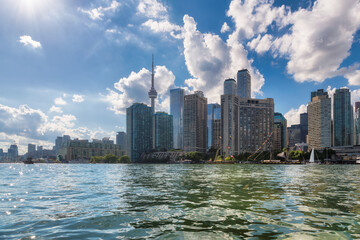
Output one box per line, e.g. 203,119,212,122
237,69,251,98
333,88,353,146
154,112,173,151
207,103,221,149
183,91,207,153
170,88,184,149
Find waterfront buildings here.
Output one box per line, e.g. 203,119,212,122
308,93,331,149
27,144,36,157
300,113,308,143
8,144,18,160
221,94,239,156
238,98,274,153
207,103,221,149
211,119,221,150
170,88,184,149
58,138,123,161
224,78,237,95
237,69,251,98
287,125,301,148
127,103,153,162
333,88,353,147
154,112,173,151
183,91,207,153
274,113,287,151
355,102,360,145
116,132,127,154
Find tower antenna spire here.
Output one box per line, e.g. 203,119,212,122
148,54,157,114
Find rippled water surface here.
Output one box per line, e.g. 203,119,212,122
1,164,360,239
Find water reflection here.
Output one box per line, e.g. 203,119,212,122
0,164,359,239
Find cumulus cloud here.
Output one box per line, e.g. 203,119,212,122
345,70,360,86
104,65,176,114
142,19,182,38
220,22,231,33
0,104,115,154
18,35,42,49
54,97,67,105
72,94,84,103
247,34,273,54
182,14,264,100
78,0,120,20
137,0,168,19
284,104,307,126
49,105,63,113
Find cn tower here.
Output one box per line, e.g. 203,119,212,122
148,54,157,113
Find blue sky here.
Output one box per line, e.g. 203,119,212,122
1,0,360,153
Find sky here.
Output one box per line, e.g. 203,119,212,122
1,0,360,154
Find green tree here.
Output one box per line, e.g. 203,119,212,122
185,151,203,163
119,155,131,163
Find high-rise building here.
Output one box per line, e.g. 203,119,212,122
8,144,18,160
170,88,184,149
148,55,157,113
355,101,360,113
207,103,221,149
126,103,153,162
183,91,207,153
211,119,221,150
237,69,251,98
308,94,331,149
116,132,127,154
224,78,237,95
238,98,274,153
333,88,353,146
27,144,36,157
154,112,173,151
300,112,308,143
355,108,360,145
287,125,301,148
311,89,328,101
221,94,239,156
274,113,287,150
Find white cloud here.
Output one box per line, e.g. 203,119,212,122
0,104,114,154
284,104,307,126
49,105,63,113
266,0,360,84
137,0,168,19
142,19,182,38
227,0,290,40
72,94,84,103
182,14,264,100
247,34,273,54
54,97,67,105
78,0,120,20
104,65,176,114
220,22,230,33
345,70,360,86
18,35,42,49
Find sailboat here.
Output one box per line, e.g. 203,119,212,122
308,149,319,164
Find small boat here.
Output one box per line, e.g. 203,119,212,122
24,157,34,164
308,149,319,164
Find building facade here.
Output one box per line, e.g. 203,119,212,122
126,103,153,162
207,103,221,149
237,69,251,98
183,91,207,153
170,88,184,149
154,112,173,151
211,119,221,149
58,138,124,161
224,78,237,95
274,112,287,150
300,112,308,143
221,94,239,156
116,131,127,154
333,88,353,147
307,94,331,149
287,125,301,148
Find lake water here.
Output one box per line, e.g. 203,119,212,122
1,164,359,239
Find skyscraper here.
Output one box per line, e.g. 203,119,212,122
224,78,237,95
238,98,274,153
126,103,153,162
27,144,36,157
116,131,127,154
183,91,207,153
274,112,287,150
207,103,221,149
300,112,308,143
170,88,184,149
154,112,173,151
355,108,360,145
308,94,331,149
311,89,328,101
287,124,301,148
237,69,251,98
221,94,239,156
333,88,353,146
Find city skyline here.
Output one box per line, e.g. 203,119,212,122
1,0,360,154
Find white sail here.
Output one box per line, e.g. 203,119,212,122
309,149,315,163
